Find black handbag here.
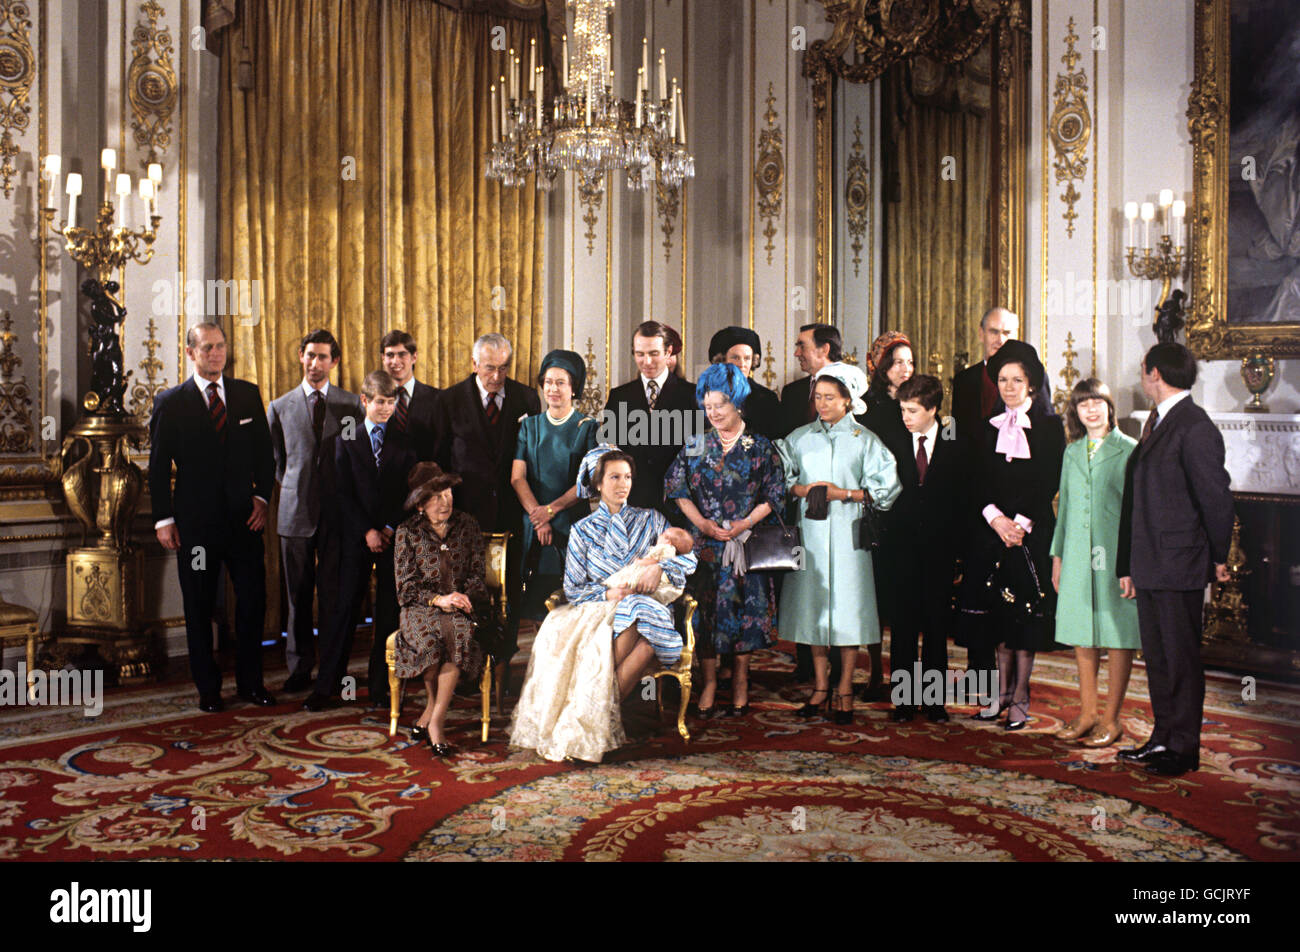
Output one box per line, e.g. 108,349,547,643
856,502,884,550
983,543,1047,617
741,511,803,573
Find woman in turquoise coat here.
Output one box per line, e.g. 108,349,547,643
777,362,902,725
1049,378,1139,748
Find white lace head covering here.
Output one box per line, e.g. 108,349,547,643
812,361,869,416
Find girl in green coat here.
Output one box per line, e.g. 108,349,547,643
1049,379,1139,748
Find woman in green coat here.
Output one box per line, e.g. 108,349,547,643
1049,378,1139,748
777,362,902,725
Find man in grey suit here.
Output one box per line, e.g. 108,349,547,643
1116,342,1234,778
268,328,363,692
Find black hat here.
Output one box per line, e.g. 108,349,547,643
986,339,1045,392
708,326,762,362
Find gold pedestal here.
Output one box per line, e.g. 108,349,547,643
62,546,158,684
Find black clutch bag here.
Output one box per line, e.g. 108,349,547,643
983,544,1047,617
742,511,803,573
855,502,884,551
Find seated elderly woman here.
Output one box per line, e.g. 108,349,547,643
393,462,491,758
509,447,698,763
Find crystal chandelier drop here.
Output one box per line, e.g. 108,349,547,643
484,0,694,196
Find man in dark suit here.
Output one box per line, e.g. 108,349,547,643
434,332,541,661
150,322,277,712
776,323,842,439
380,329,440,461
306,370,417,712
267,329,363,693
602,321,699,520
952,307,1055,452
1116,343,1234,778
878,375,962,722
709,326,781,440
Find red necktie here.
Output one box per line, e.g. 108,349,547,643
485,392,500,426
207,382,227,443
1140,409,1159,443
394,387,409,433
915,434,928,485
980,368,998,419
310,389,325,443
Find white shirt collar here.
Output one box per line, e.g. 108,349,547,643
399,377,417,398
641,368,669,391
193,371,224,402
475,376,501,405
301,379,329,399
1155,389,1191,423
912,419,940,455
364,417,385,436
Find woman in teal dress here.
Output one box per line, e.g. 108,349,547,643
1050,378,1139,748
777,362,902,725
666,362,786,719
510,350,600,621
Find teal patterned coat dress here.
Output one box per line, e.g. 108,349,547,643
777,415,902,646
1049,427,1140,649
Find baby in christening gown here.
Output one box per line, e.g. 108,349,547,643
509,527,695,764
601,528,694,603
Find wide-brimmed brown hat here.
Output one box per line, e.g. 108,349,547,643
404,461,461,511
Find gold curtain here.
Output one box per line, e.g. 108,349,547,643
881,58,990,376
386,2,546,389
218,0,546,395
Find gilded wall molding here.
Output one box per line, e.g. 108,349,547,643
655,179,679,263
844,115,869,278
754,82,784,266
0,310,34,452
0,0,35,198
1047,17,1089,238
128,315,167,440
577,170,602,256
128,0,177,166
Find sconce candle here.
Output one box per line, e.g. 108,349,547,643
101,148,117,199
658,49,667,101
139,178,155,217
1124,201,1138,248
1171,199,1186,247
65,172,82,229
115,173,132,229
1140,201,1155,249
148,162,162,186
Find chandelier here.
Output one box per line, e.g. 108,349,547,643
485,0,694,196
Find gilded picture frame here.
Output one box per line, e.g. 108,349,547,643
1187,0,1300,358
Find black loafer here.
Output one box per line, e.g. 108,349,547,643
237,688,277,707
301,692,331,713
282,672,313,693
1118,740,1167,763
1144,750,1199,776
891,706,916,723
198,694,224,714
923,706,949,723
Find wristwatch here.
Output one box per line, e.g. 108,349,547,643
546,505,555,516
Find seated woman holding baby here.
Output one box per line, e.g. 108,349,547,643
509,447,698,762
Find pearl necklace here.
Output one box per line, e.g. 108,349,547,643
718,425,745,452
546,407,575,426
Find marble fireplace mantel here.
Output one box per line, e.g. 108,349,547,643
1132,411,1300,497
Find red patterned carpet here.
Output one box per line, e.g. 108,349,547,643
1,641,1297,861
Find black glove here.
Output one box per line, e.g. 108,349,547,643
805,485,829,520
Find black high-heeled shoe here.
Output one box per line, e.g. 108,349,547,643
833,693,854,726
970,698,1011,722
796,687,831,718
409,724,430,742
1005,699,1031,731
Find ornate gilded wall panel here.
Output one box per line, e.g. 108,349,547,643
1047,17,1089,238
0,0,34,198
128,0,177,165
754,82,784,266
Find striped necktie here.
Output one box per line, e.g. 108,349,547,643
371,424,384,465
1140,409,1159,444
485,392,500,426
394,387,409,433
207,382,226,443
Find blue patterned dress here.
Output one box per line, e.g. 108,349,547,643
664,431,786,655
564,502,698,664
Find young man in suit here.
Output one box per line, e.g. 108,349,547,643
880,375,962,723
1116,343,1234,777
380,329,441,461
267,329,363,693
433,332,541,663
776,323,841,440
603,321,699,521
305,370,417,712
150,322,277,712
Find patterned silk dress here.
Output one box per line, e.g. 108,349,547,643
664,430,786,655
564,502,699,664
392,510,488,680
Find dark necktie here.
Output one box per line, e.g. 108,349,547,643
371,424,384,465
207,382,226,443
1140,408,1160,443
980,367,998,420
311,389,325,443
916,434,928,485
646,378,660,410
394,387,409,433
485,392,500,426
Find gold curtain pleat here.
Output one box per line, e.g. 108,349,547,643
386,2,546,388
882,64,990,379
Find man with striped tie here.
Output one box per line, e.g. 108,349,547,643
150,322,277,712
380,330,440,461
